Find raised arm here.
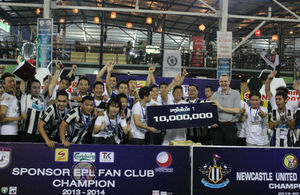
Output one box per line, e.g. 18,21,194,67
66,64,77,78
265,70,277,98
162,74,180,103
105,62,115,96
178,68,188,85
48,61,61,97
146,65,156,86
96,64,108,82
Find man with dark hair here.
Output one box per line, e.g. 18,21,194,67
20,78,45,142
144,84,164,145
199,85,215,145
59,95,95,147
93,81,108,113
110,74,118,94
130,86,157,145
269,91,295,147
116,93,131,121
48,63,76,103
71,76,92,107
128,78,139,105
202,85,214,102
159,82,168,92
158,82,169,103
0,73,21,142
185,84,201,143
147,85,161,106
186,84,200,103
76,76,91,96
161,71,188,145
212,74,241,146
106,62,135,109
117,81,129,95
38,90,70,149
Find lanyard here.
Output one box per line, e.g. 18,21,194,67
108,114,118,132
139,101,146,119
81,110,90,128
93,96,103,107
57,108,66,121
250,107,259,122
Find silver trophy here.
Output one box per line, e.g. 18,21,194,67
21,42,36,60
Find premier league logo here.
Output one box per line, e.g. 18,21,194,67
199,154,231,189
167,56,177,66
72,162,96,181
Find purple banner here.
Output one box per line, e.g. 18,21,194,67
0,143,190,195
193,146,300,195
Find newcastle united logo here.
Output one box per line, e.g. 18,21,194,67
199,154,231,189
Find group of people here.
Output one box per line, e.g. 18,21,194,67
0,61,299,149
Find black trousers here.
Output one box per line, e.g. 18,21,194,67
129,138,145,145
19,132,44,143
92,136,116,144
0,135,19,142
212,123,237,146
145,132,164,145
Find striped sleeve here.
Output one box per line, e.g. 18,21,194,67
63,108,78,124
40,105,55,123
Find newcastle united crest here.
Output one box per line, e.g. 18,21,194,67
199,154,231,189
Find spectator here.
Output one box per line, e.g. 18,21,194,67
125,41,132,64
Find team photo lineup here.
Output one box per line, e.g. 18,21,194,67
0,60,299,148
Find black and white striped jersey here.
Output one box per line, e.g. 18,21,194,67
40,103,71,140
21,93,45,135
63,106,94,144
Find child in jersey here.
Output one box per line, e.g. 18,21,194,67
268,92,296,147
241,91,269,146
93,98,129,144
